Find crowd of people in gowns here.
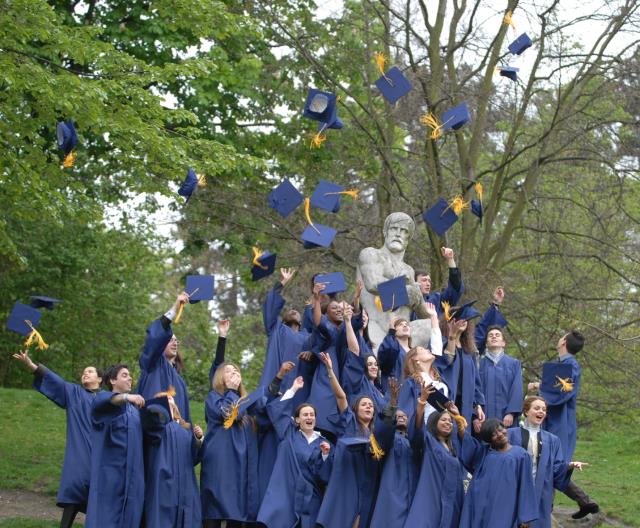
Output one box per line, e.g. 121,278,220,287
13,248,602,528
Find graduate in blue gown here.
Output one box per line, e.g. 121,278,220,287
200,320,267,528
473,286,508,355
85,364,145,528
137,291,191,423
12,351,102,528
412,246,464,319
141,391,203,528
478,324,522,427
508,396,592,528
315,351,396,528
459,418,538,528
257,376,332,528
437,304,486,431
404,383,468,528
531,330,599,520
377,317,411,393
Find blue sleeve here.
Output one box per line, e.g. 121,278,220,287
398,378,417,416
263,282,285,337
373,407,397,453
341,352,366,397
551,437,572,492
474,304,508,354
440,267,463,306
92,391,125,425
139,318,173,372
506,359,523,415
473,359,485,407
517,452,538,523
266,394,295,440
377,331,401,375
351,312,364,333
458,431,486,473
33,366,74,409
302,304,315,333
540,361,580,406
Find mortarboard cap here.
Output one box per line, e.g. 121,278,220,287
471,199,483,220
56,120,78,155
268,179,304,218
442,103,470,131
178,168,200,202
508,33,533,55
310,180,344,213
375,66,413,105
450,300,481,321
140,396,171,428
185,275,215,304
340,436,371,450
251,250,277,281
540,362,574,395
427,387,452,411
303,89,342,129
422,198,459,236
377,276,410,311
498,66,519,81
29,296,62,311
314,272,347,295
7,302,42,337
301,223,337,249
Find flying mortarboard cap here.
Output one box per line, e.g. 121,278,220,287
422,198,459,236
7,302,42,337
540,362,574,394
251,249,277,281
56,120,78,155
377,276,410,311
375,66,413,105
310,180,344,213
303,89,342,129
441,103,470,131
301,223,337,249
29,296,62,311
508,33,533,55
178,168,198,201
314,272,347,295
140,396,172,428
268,179,304,218
498,66,519,81
450,300,481,321
185,275,215,304
471,199,483,220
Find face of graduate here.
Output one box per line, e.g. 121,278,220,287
384,222,411,253
366,356,379,380
490,425,509,449
395,410,408,430
356,397,375,424
486,329,506,350
111,368,132,393
81,367,102,389
164,335,179,362
413,346,434,370
326,301,343,323
436,412,453,438
361,310,369,328
525,399,547,426
416,273,432,295
557,334,568,354
395,319,410,338
223,365,242,390
284,309,301,328
295,406,316,434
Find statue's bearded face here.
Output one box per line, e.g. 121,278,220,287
384,222,411,253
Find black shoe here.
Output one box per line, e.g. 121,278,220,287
571,502,600,519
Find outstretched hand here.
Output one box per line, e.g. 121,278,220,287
292,376,305,392
354,279,364,300
193,425,204,440
319,351,333,371
217,319,230,337
440,247,455,260
313,282,326,298
12,351,37,372
127,394,145,408
570,461,590,471
298,351,313,362
388,377,400,406
493,286,505,305
176,291,190,306
424,301,437,317
280,268,296,287
277,361,296,379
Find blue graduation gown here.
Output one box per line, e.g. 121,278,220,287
143,417,201,528
316,407,396,528
436,345,485,425
508,427,572,528
403,430,466,528
258,282,311,392
137,317,191,423
85,392,144,528
257,395,332,528
474,303,508,355
479,353,523,422
377,331,406,393
540,355,580,463
33,366,98,511
200,387,265,522
459,434,538,527
411,267,464,319
341,351,388,411
370,430,417,528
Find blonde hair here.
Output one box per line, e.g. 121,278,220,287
403,346,440,381
153,389,191,430
211,361,248,398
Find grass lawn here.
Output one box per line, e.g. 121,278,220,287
0,387,638,525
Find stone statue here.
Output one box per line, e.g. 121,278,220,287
356,212,432,350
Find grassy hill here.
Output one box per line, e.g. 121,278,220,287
0,387,638,525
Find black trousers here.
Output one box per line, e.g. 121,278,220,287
563,479,592,506
60,504,80,528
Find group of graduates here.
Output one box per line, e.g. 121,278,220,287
13,248,601,528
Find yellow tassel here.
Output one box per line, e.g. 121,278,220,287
310,131,327,149
24,321,48,351
174,301,185,324
62,151,76,168
304,197,321,234
452,414,468,431
374,52,388,75
474,182,483,204
251,246,268,270
503,10,516,30
197,174,207,188
223,399,243,429
324,189,360,200
554,376,574,393
420,112,444,140
155,385,177,398
445,195,470,216
374,296,383,311
369,433,385,460
442,301,453,321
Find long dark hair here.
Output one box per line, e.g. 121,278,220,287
352,395,375,436
427,410,456,457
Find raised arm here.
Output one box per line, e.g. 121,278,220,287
13,351,71,409
439,247,464,305
424,302,443,356
377,319,402,374
312,281,325,327
474,287,507,354
209,319,230,384
343,303,359,356
352,279,363,314
319,351,348,413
